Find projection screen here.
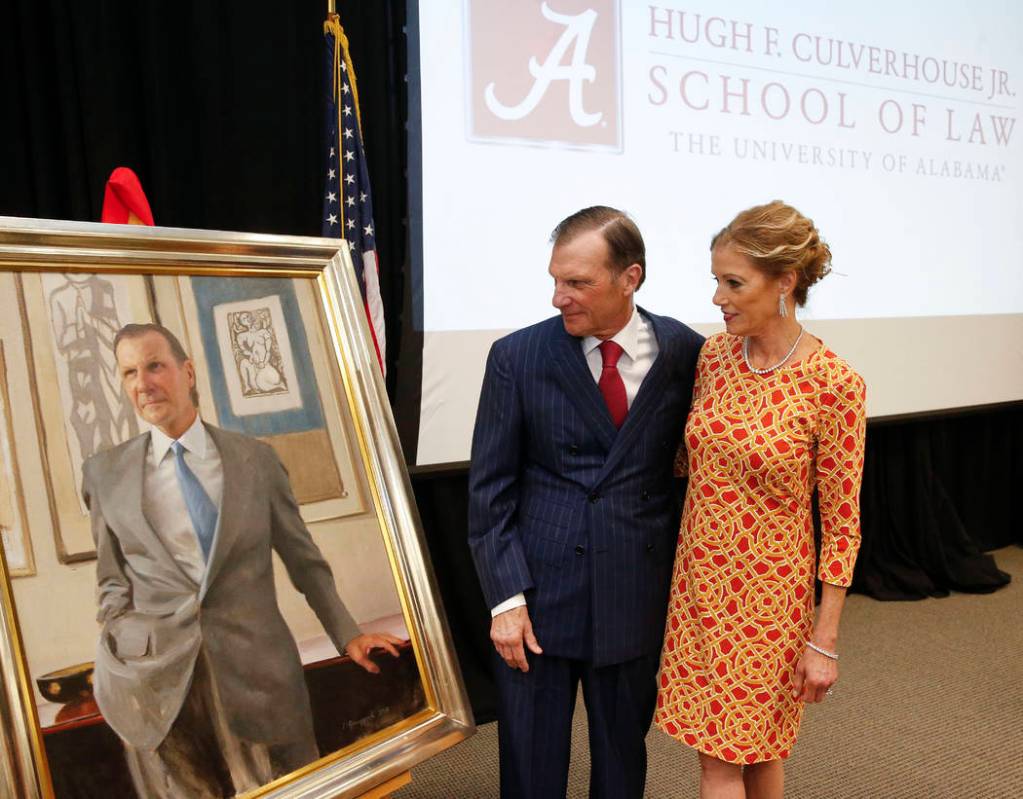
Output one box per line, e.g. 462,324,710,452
408,0,1023,466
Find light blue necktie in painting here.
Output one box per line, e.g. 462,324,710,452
171,441,218,562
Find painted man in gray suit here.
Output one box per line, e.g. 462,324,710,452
82,323,401,798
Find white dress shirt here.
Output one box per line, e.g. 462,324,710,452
491,306,659,617
581,305,659,407
144,415,224,587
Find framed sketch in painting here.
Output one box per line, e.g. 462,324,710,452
157,274,368,522
0,217,473,799
18,272,154,562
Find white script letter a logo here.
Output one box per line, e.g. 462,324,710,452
484,3,602,128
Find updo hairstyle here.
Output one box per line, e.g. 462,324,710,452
710,201,831,306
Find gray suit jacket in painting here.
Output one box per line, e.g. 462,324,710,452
81,423,360,751
469,309,704,667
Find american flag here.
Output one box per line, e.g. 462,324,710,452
322,15,385,372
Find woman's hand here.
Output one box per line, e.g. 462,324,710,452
791,645,837,703
797,582,847,703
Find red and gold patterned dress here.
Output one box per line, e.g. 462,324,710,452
655,332,866,763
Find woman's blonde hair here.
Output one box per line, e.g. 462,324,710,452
711,200,832,306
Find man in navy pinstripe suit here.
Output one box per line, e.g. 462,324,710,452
469,206,704,798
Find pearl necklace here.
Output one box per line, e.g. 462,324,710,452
742,328,804,374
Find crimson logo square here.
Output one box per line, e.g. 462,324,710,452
466,0,622,151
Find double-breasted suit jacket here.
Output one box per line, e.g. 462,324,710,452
82,424,360,751
469,309,704,666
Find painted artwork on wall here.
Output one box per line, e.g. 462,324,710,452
166,276,365,520
19,272,153,561
42,273,144,497
0,343,34,577
217,299,302,413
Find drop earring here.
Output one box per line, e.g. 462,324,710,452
778,293,787,318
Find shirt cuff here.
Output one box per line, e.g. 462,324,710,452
490,593,527,618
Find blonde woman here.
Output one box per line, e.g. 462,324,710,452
656,201,867,798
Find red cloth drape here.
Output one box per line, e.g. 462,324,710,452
100,167,154,225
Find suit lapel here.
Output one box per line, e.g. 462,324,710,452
112,435,192,583
596,310,678,484
199,425,244,599
547,322,618,451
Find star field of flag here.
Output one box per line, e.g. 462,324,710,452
322,58,376,259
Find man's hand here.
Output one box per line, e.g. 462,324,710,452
491,605,542,672
345,633,404,674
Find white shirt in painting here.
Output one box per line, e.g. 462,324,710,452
144,414,223,586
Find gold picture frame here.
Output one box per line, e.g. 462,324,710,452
0,217,473,799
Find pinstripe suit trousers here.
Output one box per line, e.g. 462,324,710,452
494,650,660,799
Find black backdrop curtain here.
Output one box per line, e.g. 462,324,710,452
854,406,1019,599
0,0,408,389
2,0,1019,724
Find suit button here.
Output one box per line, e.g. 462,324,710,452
575,545,585,555
646,543,655,552
568,444,579,455
641,490,650,501
588,493,599,503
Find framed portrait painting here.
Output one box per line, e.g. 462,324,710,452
0,217,473,799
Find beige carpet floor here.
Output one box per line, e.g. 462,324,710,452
396,546,1023,798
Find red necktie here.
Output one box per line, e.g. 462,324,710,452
598,340,628,429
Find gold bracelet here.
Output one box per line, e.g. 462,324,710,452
806,641,839,660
